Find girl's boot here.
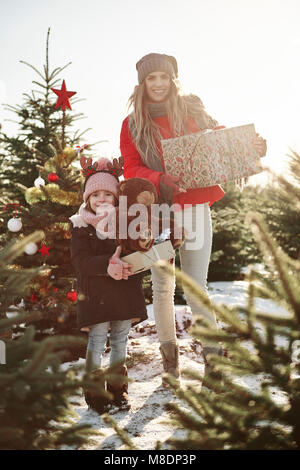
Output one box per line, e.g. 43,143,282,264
84,368,110,414
107,365,131,412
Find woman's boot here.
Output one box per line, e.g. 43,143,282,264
107,364,131,412
159,341,180,386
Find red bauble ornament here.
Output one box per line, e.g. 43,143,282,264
51,80,77,111
67,290,77,302
30,294,37,304
48,172,59,182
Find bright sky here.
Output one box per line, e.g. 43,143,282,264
1,0,300,185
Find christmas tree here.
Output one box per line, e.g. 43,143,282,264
0,28,87,204
0,29,95,342
209,182,262,281
253,151,300,260
209,151,300,281
0,232,110,450
157,158,300,450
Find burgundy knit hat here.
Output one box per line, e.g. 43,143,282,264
83,157,119,203
136,53,178,84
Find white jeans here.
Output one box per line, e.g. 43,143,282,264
151,203,218,348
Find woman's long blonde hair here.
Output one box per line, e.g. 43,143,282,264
127,77,218,161
127,79,193,158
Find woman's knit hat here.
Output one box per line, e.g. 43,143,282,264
136,53,178,84
83,157,119,202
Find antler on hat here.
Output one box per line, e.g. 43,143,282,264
82,156,124,202
107,156,124,178
80,156,98,178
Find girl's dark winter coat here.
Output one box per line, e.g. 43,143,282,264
70,222,147,330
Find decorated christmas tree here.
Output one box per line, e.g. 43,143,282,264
0,29,96,341
0,28,87,204
0,232,111,450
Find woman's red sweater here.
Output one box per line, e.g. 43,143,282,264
120,115,225,209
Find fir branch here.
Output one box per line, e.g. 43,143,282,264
19,335,87,378
102,414,138,450
0,311,43,331
56,424,102,448
247,212,300,317
45,27,50,81
32,81,48,90
19,61,45,81
48,62,72,81
0,231,45,265
48,78,62,88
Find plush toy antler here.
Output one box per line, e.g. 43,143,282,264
80,156,98,178
80,155,124,179
107,156,124,178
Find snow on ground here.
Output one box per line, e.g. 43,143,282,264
61,280,291,450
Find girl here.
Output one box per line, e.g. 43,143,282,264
120,53,267,384
70,157,147,413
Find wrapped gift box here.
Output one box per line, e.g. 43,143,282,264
121,240,175,274
161,124,264,189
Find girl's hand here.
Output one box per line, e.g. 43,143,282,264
109,246,133,279
253,133,267,157
107,261,123,280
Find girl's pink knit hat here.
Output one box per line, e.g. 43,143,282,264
83,157,119,202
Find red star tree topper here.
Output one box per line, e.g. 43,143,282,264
51,80,76,111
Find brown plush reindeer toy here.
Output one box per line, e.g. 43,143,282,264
80,156,184,255
115,177,185,255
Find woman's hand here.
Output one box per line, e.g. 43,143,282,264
253,133,267,157
107,245,133,280
160,174,186,195
213,125,267,157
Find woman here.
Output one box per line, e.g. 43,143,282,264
120,53,266,384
